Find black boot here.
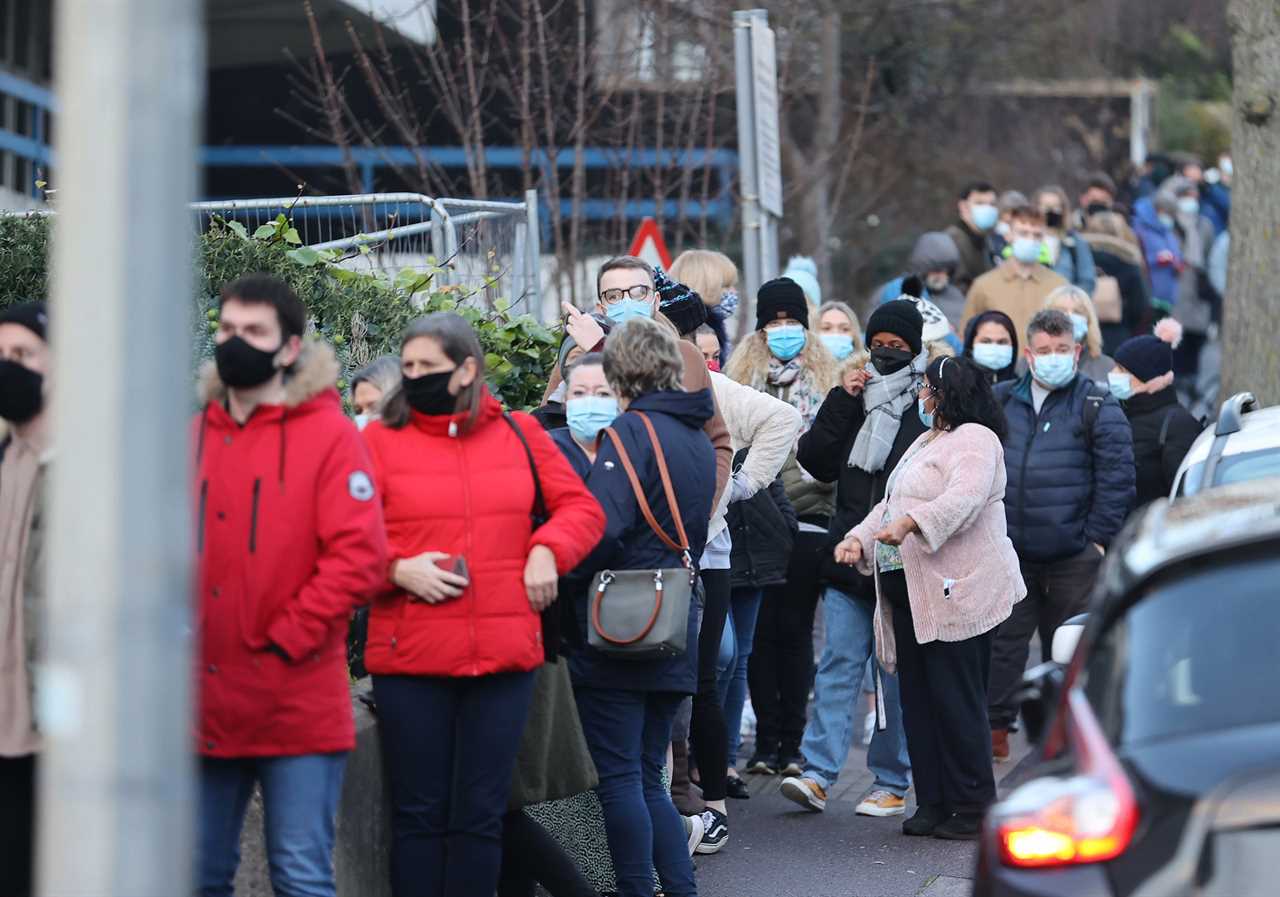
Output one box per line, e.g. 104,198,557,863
902,804,949,837
933,812,983,841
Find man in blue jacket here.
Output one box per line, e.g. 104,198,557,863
988,309,1135,761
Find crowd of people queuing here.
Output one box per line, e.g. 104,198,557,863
0,150,1228,897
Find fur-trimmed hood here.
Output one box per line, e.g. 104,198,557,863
197,338,341,409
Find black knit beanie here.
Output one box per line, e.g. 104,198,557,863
1114,335,1172,383
655,268,708,336
0,301,49,343
865,299,924,355
755,277,809,331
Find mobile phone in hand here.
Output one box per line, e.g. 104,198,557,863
434,554,470,585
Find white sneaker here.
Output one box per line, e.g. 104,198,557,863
862,710,876,746
683,812,705,856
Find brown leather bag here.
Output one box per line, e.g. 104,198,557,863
587,413,696,660
1093,274,1123,324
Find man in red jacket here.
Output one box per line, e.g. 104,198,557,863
194,274,388,897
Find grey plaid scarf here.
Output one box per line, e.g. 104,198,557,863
847,348,928,473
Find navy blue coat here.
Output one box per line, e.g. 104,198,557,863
995,373,1136,563
569,389,716,694
549,427,593,480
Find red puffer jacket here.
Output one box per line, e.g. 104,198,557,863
362,390,605,677
194,342,388,758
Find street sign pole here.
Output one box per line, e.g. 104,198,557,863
734,9,783,326
38,0,202,894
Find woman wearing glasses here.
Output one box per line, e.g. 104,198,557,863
834,355,1024,841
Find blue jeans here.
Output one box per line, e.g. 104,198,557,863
800,587,911,795
575,688,697,897
372,671,536,897
198,752,347,897
715,587,764,765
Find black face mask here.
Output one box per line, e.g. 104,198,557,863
215,336,281,389
403,370,459,416
1045,210,1065,230
1085,202,1111,218
870,346,914,375
0,359,44,423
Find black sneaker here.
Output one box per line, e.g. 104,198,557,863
933,812,983,841
726,774,751,800
902,804,949,837
696,808,729,854
746,753,778,775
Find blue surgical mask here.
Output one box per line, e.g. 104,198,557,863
566,395,619,443
820,333,854,361
718,289,739,317
1107,372,1134,400
1012,238,1042,264
604,298,653,325
1157,213,1175,230
971,342,1013,371
354,413,371,431
1032,352,1077,389
917,397,935,430
1176,197,1200,217
971,203,999,232
766,324,807,361
1069,313,1089,343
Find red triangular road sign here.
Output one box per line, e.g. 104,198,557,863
628,217,673,271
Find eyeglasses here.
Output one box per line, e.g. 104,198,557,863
600,284,652,305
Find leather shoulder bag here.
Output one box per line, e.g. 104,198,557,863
587,412,696,660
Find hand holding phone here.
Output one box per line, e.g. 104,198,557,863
393,551,469,603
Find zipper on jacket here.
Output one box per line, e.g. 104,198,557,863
197,480,209,553
455,435,479,675
248,477,262,553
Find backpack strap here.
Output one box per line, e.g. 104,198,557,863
1157,408,1177,448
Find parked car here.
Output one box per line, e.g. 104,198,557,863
974,478,1280,897
1172,392,1280,497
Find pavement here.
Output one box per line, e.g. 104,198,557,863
691,727,1033,897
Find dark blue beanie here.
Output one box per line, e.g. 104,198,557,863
1114,335,1172,383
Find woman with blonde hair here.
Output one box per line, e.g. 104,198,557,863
724,277,838,777
669,249,740,357
1045,285,1115,384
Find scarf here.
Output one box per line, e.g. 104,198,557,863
765,358,825,432
847,348,927,473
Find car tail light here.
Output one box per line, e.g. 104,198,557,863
994,689,1139,868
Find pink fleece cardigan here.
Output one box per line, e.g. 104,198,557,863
847,423,1026,673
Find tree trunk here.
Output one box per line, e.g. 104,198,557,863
1222,0,1280,404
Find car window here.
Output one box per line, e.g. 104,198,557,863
1214,449,1280,487
1082,554,1280,747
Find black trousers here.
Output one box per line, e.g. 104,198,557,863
748,529,825,756
988,546,1103,729
497,810,597,897
690,568,731,801
884,573,995,815
0,754,35,897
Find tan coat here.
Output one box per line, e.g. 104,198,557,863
961,260,1069,347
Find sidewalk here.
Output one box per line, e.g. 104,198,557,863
692,729,1032,897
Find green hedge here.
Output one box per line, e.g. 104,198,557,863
0,213,556,410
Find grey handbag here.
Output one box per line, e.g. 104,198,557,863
588,413,697,660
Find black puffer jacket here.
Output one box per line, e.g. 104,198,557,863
1120,388,1203,507
796,385,928,600
728,461,798,590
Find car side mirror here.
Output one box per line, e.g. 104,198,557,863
1051,615,1088,665
1015,661,1063,745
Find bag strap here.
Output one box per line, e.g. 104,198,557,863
502,412,548,525
601,412,690,561
1157,408,1177,448
591,570,666,646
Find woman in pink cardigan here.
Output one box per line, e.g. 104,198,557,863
835,355,1025,841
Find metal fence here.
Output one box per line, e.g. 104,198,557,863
5,189,545,319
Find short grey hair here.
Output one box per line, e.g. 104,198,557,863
351,355,401,402
1026,308,1073,342
604,317,684,400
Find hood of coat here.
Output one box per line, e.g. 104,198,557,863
963,310,1020,380
198,338,342,411
1083,232,1144,267
909,231,962,273
627,388,715,431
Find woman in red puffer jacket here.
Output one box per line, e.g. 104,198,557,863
361,312,605,897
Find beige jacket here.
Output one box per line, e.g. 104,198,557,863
961,260,1069,348
706,371,802,542
848,424,1025,672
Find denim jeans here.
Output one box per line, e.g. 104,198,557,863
715,587,764,765
372,671,536,897
575,688,697,897
800,587,911,795
198,752,347,897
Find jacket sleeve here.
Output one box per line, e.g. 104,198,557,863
796,386,864,483
715,372,802,497
1118,264,1150,335
580,433,638,574
1160,408,1203,493
1071,236,1097,296
770,476,799,534
266,426,390,661
1085,397,1137,546
518,413,607,573
681,341,733,512
847,497,889,577
905,431,1002,552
